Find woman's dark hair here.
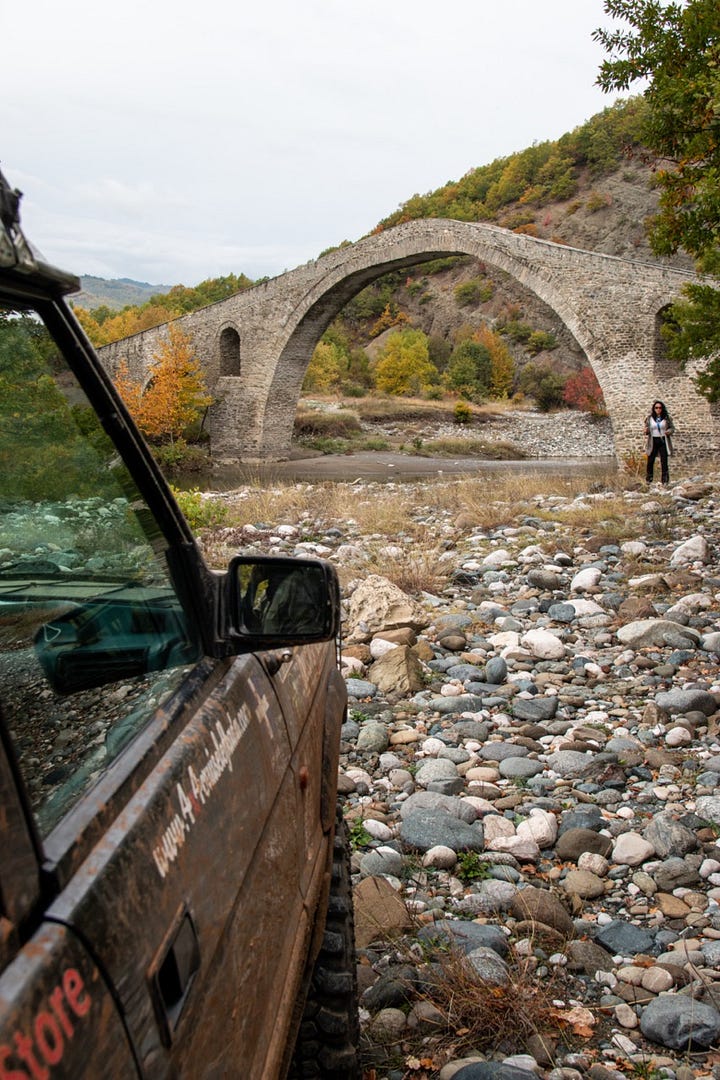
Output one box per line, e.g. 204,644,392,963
651,400,669,420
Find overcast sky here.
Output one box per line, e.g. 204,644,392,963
3,0,624,287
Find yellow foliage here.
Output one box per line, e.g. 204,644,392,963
372,329,437,396
370,303,409,338
303,341,345,391
476,324,515,398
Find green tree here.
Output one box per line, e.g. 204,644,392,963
0,312,114,499
372,329,437,396
519,363,566,412
594,0,720,397
445,340,492,400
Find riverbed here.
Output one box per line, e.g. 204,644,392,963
200,450,618,488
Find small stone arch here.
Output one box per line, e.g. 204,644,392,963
219,325,241,377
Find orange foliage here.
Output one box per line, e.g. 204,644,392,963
112,326,212,442
562,365,606,415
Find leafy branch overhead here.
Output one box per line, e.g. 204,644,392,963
594,0,720,398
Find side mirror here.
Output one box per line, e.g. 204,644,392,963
228,556,341,645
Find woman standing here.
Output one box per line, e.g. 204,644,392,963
644,400,674,484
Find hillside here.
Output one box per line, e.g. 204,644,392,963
75,98,692,385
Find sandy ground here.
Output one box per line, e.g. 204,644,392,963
205,450,617,487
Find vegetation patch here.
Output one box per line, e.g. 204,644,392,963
415,438,526,460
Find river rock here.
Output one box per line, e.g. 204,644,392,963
640,994,720,1049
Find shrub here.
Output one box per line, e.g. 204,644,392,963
153,438,209,474
586,190,612,213
293,410,361,438
454,400,472,424
340,381,367,398
445,339,492,400
526,330,558,355
170,486,228,530
454,277,494,307
563,366,607,415
513,222,539,236
519,363,566,411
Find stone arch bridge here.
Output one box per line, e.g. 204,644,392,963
98,219,713,466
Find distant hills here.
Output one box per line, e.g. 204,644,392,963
73,275,173,311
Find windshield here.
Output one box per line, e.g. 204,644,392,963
0,302,201,836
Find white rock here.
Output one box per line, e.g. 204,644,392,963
521,628,566,660
421,737,447,756
341,655,365,674
612,832,656,866
488,631,520,649
482,548,513,567
369,638,399,659
621,541,647,555
363,819,394,841
422,845,458,870
571,567,602,591
568,598,605,615
578,852,609,877
483,815,516,842
670,534,708,566
486,836,541,861
666,726,692,747
516,808,558,848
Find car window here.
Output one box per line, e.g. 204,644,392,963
0,303,201,837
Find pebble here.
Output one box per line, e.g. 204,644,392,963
201,464,720,1078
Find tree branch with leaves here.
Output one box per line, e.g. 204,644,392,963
594,0,720,397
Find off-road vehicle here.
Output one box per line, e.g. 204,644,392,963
0,167,359,1078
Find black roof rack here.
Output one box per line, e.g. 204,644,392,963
0,165,80,297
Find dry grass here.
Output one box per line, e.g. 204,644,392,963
418,950,564,1059
293,408,362,438
365,546,450,595
419,438,526,460
361,945,583,1076
218,472,633,539
200,470,653,579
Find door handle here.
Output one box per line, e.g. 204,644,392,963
150,909,200,1045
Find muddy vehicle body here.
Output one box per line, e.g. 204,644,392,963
0,168,358,1078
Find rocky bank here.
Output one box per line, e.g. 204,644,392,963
204,467,720,1080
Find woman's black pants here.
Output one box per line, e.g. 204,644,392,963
646,437,669,483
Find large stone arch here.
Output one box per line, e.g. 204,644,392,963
98,219,709,465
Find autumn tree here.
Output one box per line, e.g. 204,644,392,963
303,340,345,391
370,302,409,338
594,0,720,397
372,329,438,396
562,366,607,415
113,358,143,418
113,325,212,442
476,324,515,398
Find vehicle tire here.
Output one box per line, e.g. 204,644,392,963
288,807,360,1079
